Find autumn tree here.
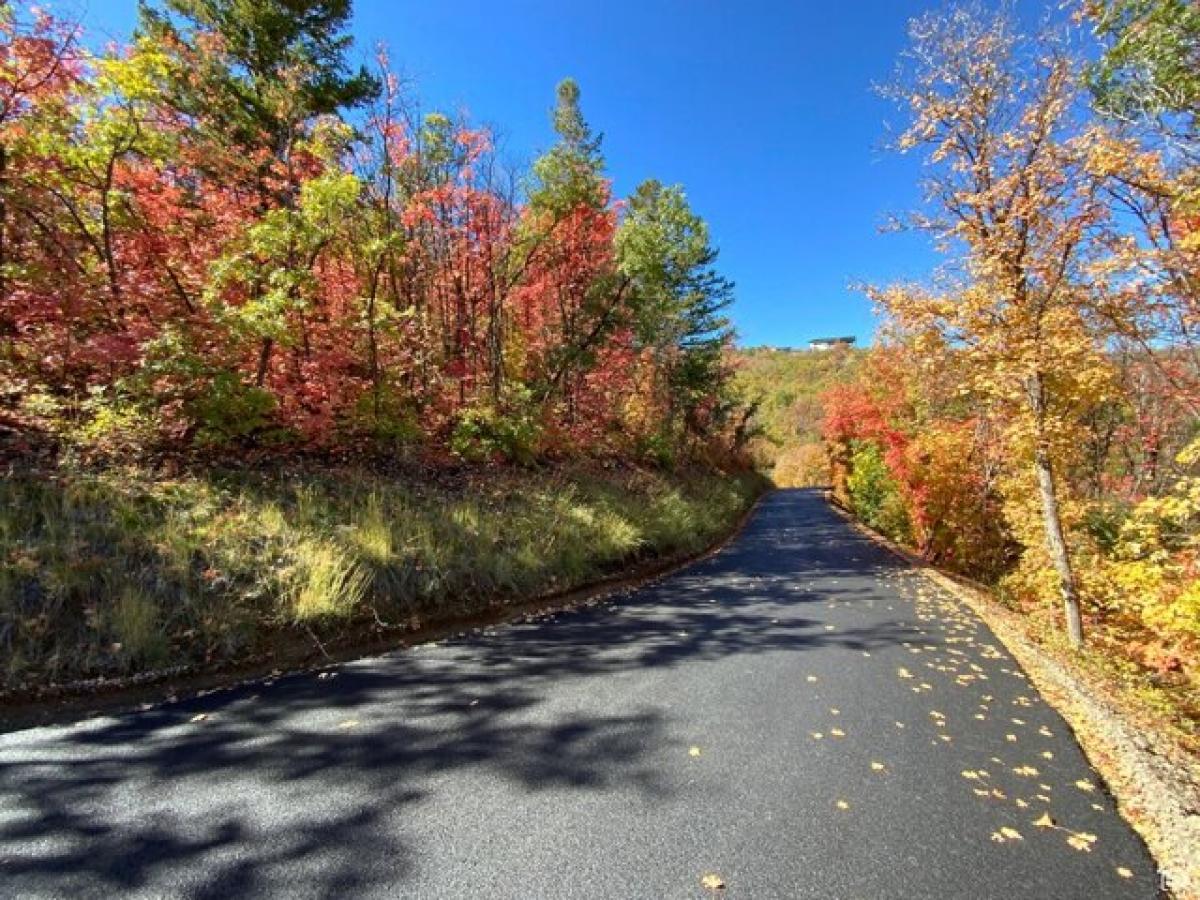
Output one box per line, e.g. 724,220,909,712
0,4,82,385
519,78,631,428
138,0,378,392
1088,0,1199,147
876,6,1116,647
0,2,744,466
1084,0,1200,412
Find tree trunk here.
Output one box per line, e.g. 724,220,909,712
255,337,273,387
1026,371,1084,648
1033,441,1084,648
0,143,8,306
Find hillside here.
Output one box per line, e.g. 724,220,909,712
732,346,862,484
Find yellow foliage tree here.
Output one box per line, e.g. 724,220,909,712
875,7,1121,647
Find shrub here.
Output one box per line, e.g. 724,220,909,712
189,371,278,444
450,391,541,464
847,440,911,542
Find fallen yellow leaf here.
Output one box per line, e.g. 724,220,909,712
700,873,726,891
1074,780,1096,793
1034,812,1055,829
1116,867,1132,879
1067,831,1097,852
830,727,845,738
870,761,885,772
689,746,702,758
835,799,850,810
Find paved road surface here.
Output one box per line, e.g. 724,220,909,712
0,489,1161,898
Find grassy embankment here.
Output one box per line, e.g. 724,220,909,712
1,463,765,693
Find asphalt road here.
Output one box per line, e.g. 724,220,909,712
0,489,1161,899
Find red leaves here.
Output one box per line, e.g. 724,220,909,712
1,9,737,463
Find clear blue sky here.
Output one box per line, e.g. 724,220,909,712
73,0,960,347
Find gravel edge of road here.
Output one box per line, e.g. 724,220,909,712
826,495,1199,900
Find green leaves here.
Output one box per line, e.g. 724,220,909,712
528,79,607,216
1088,0,1200,130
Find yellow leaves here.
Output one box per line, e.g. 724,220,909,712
1031,810,1098,853
1116,867,1133,879
830,727,846,738
961,769,981,781
990,826,1023,843
1074,779,1095,793
870,761,886,772
689,746,702,758
806,675,819,683
897,666,914,679
810,732,824,740
1005,733,1018,743
700,873,726,892
1067,832,1098,852
1012,765,1039,777
835,799,850,810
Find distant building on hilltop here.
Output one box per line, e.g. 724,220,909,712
808,336,856,351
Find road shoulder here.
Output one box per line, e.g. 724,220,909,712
827,495,1199,899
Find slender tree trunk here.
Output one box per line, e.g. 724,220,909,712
255,337,273,387
1033,445,1084,648
366,260,382,420
1029,373,1084,648
0,143,8,306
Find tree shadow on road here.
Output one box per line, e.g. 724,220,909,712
0,489,921,897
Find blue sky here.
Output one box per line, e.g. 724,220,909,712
73,0,956,347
